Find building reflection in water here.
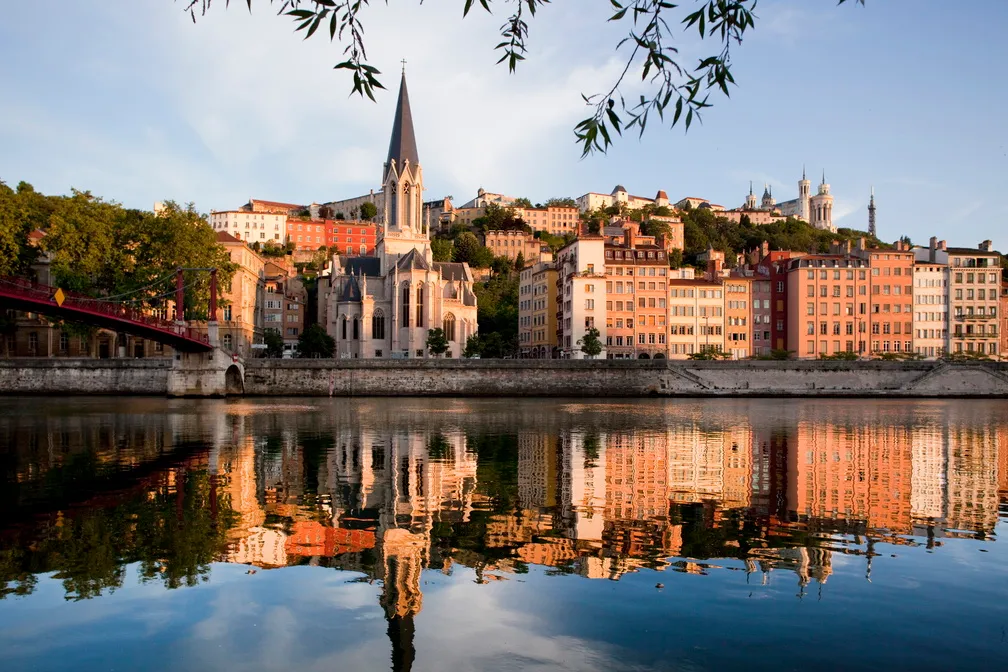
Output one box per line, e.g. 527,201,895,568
1,399,1007,670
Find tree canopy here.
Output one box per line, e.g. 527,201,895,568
0,182,234,319
181,1,865,155
296,323,335,358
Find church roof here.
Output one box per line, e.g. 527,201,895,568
433,262,471,282
340,256,381,276
337,277,362,303
612,185,627,194
396,248,432,272
385,72,420,180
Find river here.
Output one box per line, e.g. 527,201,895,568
1,397,1006,671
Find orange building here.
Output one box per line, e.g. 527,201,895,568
603,224,670,359
327,220,377,256
1002,279,1008,358
786,255,870,358
724,273,753,359
862,243,916,356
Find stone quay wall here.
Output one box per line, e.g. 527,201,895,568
0,358,171,395
2,358,1007,398
242,359,1008,398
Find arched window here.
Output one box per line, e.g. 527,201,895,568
415,284,424,327
401,283,410,328
341,316,348,340
403,182,411,229
443,314,456,342
352,317,359,340
390,183,398,228
372,309,385,340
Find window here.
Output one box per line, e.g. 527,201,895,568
443,314,456,341
341,316,348,340
401,284,410,328
352,317,359,340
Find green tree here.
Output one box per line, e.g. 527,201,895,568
577,327,602,359
431,238,454,262
514,252,525,270
426,327,449,357
513,197,533,208
545,197,577,208
296,324,335,358
184,0,863,154
463,333,482,358
263,329,284,358
359,201,378,221
453,231,483,264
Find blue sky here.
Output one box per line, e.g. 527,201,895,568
1,1,1005,250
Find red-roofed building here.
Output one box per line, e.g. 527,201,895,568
242,199,305,216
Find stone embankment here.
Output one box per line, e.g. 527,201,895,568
2,358,1008,397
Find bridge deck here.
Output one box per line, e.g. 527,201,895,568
0,277,213,353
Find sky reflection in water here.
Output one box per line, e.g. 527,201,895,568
0,397,1006,671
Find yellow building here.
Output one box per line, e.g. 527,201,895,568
667,279,725,358
214,231,266,355
519,261,558,358
484,229,551,266
724,274,753,359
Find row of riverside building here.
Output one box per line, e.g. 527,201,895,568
520,221,1007,360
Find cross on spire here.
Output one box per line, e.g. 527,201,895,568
401,59,407,74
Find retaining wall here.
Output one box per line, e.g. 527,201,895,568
2,358,1007,397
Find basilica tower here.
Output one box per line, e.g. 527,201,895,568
798,166,811,222
809,171,835,232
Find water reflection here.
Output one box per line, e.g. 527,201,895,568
1,398,1007,669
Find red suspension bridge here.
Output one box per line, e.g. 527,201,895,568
0,268,221,353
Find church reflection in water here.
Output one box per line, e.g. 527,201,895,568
2,399,1007,669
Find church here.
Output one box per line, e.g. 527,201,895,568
319,71,479,359
742,169,836,232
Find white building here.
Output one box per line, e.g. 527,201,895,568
739,169,835,232
209,210,287,244
576,185,668,213
912,260,949,358
319,72,479,359
556,236,607,359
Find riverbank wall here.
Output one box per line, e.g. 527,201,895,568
2,358,1008,397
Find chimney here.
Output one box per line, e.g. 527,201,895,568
979,240,993,252
761,240,770,258
938,240,947,251
846,240,852,255
857,237,866,251
624,224,635,249
706,256,723,280
929,236,937,263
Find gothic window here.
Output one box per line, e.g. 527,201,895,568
341,316,348,340
443,313,456,342
352,317,359,340
403,182,411,229
416,284,424,327
401,284,410,328
390,183,398,228
372,309,385,340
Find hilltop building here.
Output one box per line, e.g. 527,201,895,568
318,71,478,359
732,169,836,232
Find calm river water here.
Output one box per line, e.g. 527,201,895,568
1,397,1006,671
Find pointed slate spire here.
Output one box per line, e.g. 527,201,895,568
385,71,420,181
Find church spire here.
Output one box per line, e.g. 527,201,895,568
386,70,420,181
